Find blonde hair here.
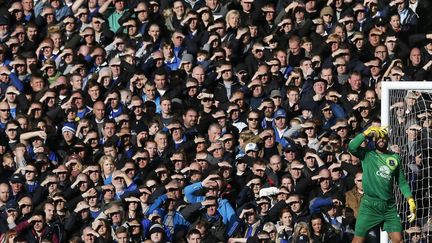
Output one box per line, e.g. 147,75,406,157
291,222,312,243
225,10,240,28
98,155,115,172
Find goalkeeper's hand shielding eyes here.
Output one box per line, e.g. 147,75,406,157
363,126,388,138
407,197,416,223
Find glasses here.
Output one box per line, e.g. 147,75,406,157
7,128,17,132
0,109,10,112
275,117,285,120
248,118,259,121
202,98,213,102
337,126,347,131
355,179,362,182
288,201,300,205
335,64,346,67
358,107,370,112
319,177,331,182
147,185,157,190
125,168,135,174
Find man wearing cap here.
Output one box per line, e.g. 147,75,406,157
1,200,18,231
349,126,415,243
272,109,290,149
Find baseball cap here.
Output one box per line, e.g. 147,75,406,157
245,143,258,153
274,109,286,119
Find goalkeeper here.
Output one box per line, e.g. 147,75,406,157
348,126,416,243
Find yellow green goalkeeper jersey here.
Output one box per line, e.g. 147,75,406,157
348,133,412,201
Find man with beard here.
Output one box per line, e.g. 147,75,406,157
348,126,416,243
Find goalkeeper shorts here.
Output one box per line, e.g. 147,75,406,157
354,195,402,237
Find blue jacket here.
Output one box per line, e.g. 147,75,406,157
146,194,190,236
309,197,333,214
184,182,239,236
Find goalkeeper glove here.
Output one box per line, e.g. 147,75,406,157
363,126,387,138
407,197,416,223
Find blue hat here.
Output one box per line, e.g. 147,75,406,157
298,235,310,243
10,174,24,184
62,122,76,134
284,143,296,152
274,109,286,119
6,201,18,211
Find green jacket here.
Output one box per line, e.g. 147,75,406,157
348,133,412,201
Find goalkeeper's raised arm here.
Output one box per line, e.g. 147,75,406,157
349,126,415,243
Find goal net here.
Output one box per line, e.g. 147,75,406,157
382,82,432,242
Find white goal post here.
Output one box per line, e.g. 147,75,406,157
381,81,432,243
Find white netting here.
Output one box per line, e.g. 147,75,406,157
388,88,432,242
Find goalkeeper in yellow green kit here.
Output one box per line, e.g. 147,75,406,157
348,126,416,243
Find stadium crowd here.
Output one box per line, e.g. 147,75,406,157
0,0,431,242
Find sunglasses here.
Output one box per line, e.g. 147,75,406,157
358,107,370,112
